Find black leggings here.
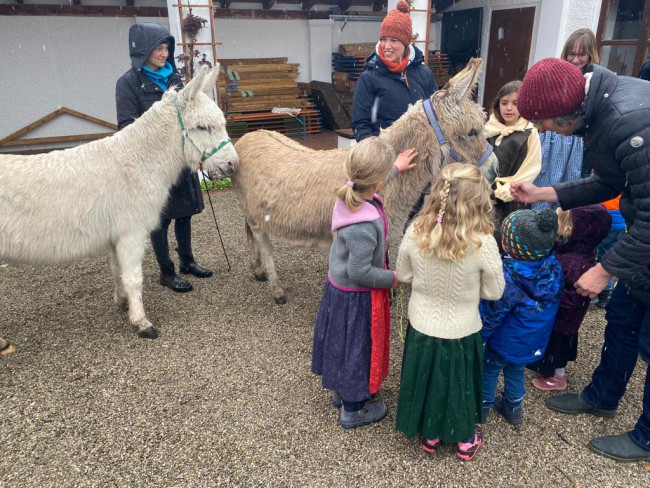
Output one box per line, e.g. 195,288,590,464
150,216,193,273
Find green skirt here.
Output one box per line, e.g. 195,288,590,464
395,324,483,443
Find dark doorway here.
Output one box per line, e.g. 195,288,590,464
441,8,483,75
483,7,535,112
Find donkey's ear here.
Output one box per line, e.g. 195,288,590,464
200,63,220,96
445,57,484,103
178,65,209,106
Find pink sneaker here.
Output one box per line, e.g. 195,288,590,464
456,425,483,461
532,374,567,391
420,437,441,455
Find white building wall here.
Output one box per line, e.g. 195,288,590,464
0,15,165,152
0,10,383,150
563,0,601,40
0,0,600,149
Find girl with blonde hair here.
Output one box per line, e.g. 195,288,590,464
395,163,505,461
312,137,417,429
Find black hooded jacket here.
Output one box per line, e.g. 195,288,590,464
115,22,204,221
553,65,650,306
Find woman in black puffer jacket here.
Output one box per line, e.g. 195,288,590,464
116,22,211,293
513,58,650,462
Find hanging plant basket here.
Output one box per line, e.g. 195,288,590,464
183,11,208,40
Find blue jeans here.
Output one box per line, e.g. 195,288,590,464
582,281,650,451
482,344,526,409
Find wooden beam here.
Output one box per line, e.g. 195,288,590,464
0,4,167,17
262,0,275,9
0,107,117,146
0,108,65,146
301,0,317,10
2,133,115,147
60,107,118,130
214,8,329,19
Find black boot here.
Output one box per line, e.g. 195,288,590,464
159,263,193,293
179,260,213,278
152,222,193,292
175,217,213,278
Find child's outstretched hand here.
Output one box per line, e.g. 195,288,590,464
392,274,401,289
394,148,418,174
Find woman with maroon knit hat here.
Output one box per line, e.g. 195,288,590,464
351,0,437,142
510,57,650,462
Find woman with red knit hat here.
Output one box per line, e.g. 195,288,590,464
510,57,650,462
351,0,437,142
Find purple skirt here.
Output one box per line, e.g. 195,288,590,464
311,280,372,403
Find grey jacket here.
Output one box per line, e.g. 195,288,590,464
328,197,395,291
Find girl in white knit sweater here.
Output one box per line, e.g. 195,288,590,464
395,163,505,461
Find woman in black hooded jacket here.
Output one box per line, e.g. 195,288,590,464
115,22,212,293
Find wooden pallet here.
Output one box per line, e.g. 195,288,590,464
219,57,307,114
217,57,323,137
428,52,451,76
227,108,322,139
339,42,376,57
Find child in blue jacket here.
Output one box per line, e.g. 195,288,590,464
481,208,564,426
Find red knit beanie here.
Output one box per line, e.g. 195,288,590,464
379,0,412,49
518,58,586,120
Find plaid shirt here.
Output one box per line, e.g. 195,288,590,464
531,132,583,210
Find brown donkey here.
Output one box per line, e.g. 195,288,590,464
232,58,496,304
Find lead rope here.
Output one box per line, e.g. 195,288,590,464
396,286,406,344
200,166,232,272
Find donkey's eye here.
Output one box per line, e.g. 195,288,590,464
468,128,478,137
196,125,211,131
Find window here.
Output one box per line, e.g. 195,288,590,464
597,0,650,76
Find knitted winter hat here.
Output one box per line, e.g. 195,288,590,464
501,208,558,261
379,0,412,48
518,58,586,120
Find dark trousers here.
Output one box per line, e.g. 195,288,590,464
582,281,650,451
150,216,193,274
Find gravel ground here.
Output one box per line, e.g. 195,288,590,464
1,189,649,487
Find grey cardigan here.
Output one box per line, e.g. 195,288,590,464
328,197,395,291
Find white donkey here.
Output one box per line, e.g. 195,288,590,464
0,65,238,353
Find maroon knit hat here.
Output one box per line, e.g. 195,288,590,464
379,0,412,49
518,58,586,120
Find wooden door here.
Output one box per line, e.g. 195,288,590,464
483,7,535,112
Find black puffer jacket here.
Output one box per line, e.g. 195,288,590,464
554,65,650,306
351,45,437,142
115,22,204,221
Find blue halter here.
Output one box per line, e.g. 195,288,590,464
422,98,493,169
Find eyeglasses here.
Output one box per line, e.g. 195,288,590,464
567,52,589,60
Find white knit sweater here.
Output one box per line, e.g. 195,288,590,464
395,225,505,339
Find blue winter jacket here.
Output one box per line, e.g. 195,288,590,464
351,45,437,142
480,254,563,365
